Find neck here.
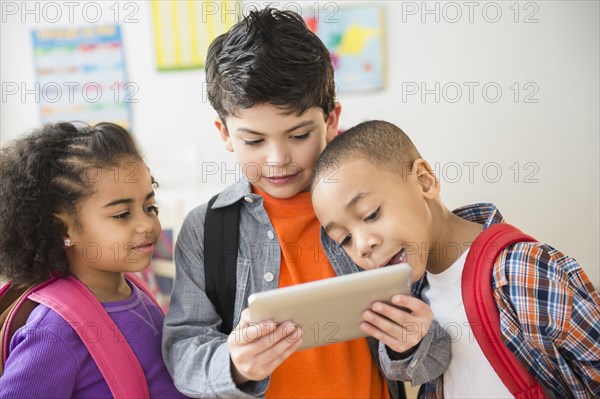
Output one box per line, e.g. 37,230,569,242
73,270,132,302
426,203,483,274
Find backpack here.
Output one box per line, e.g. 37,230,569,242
462,223,547,399
202,194,407,399
203,194,241,335
0,273,161,398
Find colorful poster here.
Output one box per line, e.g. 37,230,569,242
32,25,132,128
303,5,385,92
151,0,240,71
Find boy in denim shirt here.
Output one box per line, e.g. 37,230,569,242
163,9,450,398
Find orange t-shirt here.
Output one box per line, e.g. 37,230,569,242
255,187,391,399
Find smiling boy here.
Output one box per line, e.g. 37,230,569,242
162,8,451,399
311,120,600,398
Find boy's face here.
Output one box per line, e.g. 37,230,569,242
312,158,438,282
216,103,341,199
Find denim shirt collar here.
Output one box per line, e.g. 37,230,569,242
211,179,255,208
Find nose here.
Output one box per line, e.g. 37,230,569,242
355,230,380,259
266,143,292,169
135,211,158,234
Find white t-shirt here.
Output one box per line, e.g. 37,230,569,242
421,249,512,398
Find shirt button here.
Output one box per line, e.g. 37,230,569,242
244,196,253,203
264,272,275,282
267,230,275,240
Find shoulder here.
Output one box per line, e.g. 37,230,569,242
176,201,211,253
494,241,585,291
178,181,250,243
493,242,587,326
23,304,77,334
493,240,600,348
10,304,82,354
182,201,210,230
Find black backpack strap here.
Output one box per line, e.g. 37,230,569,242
203,194,241,335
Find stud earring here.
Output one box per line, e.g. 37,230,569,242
63,238,72,248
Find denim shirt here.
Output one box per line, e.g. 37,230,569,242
162,180,450,398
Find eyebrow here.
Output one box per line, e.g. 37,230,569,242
324,192,368,232
103,191,155,208
237,120,316,136
347,192,368,210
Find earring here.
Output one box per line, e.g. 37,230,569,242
63,238,72,248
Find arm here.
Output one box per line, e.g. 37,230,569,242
162,206,267,398
378,320,450,386
162,206,301,398
502,243,600,397
361,295,451,385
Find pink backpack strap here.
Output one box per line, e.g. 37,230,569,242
462,223,546,399
29,276,149,399
125,272,165,315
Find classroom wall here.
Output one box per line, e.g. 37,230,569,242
1,1,598,288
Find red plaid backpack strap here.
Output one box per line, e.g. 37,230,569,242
462,223,546,399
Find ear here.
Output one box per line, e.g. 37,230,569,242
325,102,342,143
53,211,77,242
215,117,234,152
411,159,440,199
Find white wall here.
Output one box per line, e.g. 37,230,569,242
1,1,598,288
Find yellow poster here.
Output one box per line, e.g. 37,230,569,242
152,0,240,71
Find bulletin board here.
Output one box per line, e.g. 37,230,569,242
151,0,240,71
303,4,386,92
32,25,132,128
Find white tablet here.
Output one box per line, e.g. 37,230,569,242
248,263,412,351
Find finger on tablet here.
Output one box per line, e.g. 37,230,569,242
232,322,278,346
256,330,304,378
237,308,277,328
362,309,403,334
360,319,423,353
391,295,432,317
360,320,392,344
271,330,303,361
369,301,416,326
238,308,252,325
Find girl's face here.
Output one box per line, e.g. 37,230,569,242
60,158,161,280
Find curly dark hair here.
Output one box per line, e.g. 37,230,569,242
0,122,146,286
205,7,336,120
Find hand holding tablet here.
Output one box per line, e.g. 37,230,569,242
248,263,412,351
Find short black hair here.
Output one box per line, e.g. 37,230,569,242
205,7,335,120
313,120,422,186
0,122,151,286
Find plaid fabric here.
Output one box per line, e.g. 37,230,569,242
414,203,600,398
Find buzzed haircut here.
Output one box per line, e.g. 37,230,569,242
313,120,422,185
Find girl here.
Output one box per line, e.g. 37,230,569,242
0,122,186,398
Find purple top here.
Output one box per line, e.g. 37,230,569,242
0,281,187,398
